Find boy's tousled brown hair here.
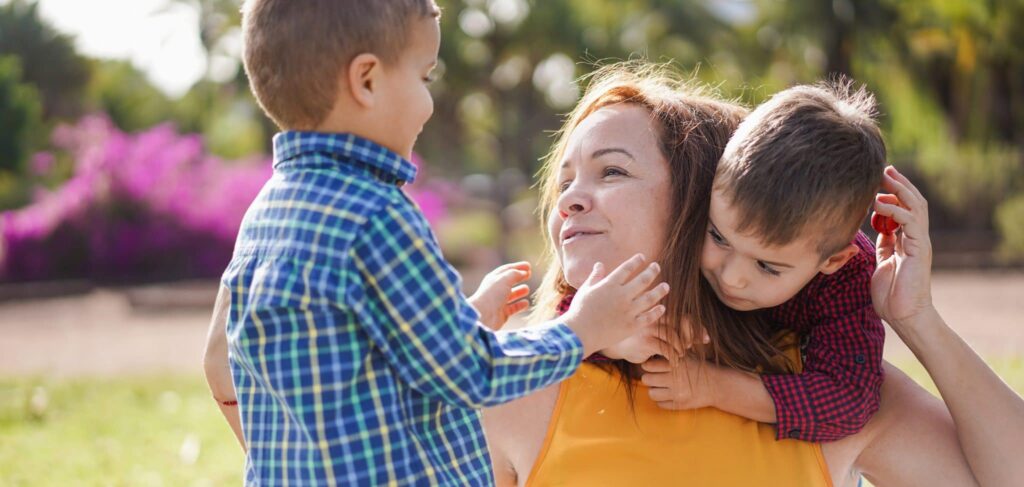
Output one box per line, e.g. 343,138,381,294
534,62,792,405
716,78,886,258
242,0,439,130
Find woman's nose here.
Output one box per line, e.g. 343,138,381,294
557,184,591,217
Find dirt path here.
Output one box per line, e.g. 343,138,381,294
1,272,1022,377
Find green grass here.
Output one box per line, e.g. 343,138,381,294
1,358,1023,486
0,375,244,487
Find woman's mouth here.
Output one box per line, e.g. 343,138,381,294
562,230,603,245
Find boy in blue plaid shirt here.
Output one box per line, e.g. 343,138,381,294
203,1,671,485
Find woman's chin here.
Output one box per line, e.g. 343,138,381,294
561,261,592,290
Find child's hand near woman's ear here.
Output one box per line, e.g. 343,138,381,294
870,166,936,330
469,262,533,330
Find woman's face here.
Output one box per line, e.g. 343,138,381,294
549,103,672,289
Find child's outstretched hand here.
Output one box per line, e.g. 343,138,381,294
469,262,532,330
561,254,670,358
871,166,936,328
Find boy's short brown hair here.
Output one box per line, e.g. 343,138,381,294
715,79,886,258
242,0,440,130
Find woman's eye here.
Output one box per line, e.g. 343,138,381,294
603,167,626,177
558,180,572,193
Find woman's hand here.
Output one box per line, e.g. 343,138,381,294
468,262,532,330
871,166,936,330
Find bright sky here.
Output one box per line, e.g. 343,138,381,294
10,0,211,97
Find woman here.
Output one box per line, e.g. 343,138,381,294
203,61,1024,486
482,62,1020,486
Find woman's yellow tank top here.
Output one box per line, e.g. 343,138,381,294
526,361,833,487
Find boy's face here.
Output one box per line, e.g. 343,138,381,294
376,15,440,159
700,186,836,311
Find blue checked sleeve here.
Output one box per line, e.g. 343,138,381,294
348,197,584,408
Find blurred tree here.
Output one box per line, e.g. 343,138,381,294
162,0,243,81
0,0,90,119
0,56,42,175
161,0,1023,260
0,55,42,209
86,60,175,132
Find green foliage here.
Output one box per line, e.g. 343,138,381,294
0,0,90,120
0,56,42,175
86,60,175,133
996,195,1024,260
915,143,1023,226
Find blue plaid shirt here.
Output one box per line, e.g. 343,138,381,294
224,132,583,486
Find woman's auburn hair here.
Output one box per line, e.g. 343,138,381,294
532,61,793,382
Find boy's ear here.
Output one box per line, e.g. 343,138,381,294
818,243,859,275
346,53,382,109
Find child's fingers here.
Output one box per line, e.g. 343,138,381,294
656,401,686,411
635,282,670,311
635,304,666,327
582,262,606,288
642,356,672,373
503,299,529,316
605,254,648,285
641,372,671,388
506,284,530,303
647,387,677,403
625,262,661,294
505,261,532,279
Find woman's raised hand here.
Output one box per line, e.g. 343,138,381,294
870,166,936,330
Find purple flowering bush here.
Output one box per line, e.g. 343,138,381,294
0,115,452,283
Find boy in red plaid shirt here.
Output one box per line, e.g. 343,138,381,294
638,79,888,442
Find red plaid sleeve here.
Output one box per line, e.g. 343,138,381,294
762,232,885,442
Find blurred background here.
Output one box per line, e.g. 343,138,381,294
0,0,1022,485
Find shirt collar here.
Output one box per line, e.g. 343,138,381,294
271,131,417,185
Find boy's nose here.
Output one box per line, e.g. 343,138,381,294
719,259,746,290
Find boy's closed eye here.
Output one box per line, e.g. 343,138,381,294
757,261,781,276
708,226,728,246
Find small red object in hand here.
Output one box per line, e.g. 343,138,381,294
221,400,238,406
871,212,899,235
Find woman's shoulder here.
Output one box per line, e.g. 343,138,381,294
482,383,562,486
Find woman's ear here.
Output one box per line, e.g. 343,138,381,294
346,53,381,109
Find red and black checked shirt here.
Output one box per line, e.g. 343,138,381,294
761,231,884,442
556,231,885,443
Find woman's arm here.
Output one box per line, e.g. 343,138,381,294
203,285,246,451
840,362,977,487
870,166,1024,486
